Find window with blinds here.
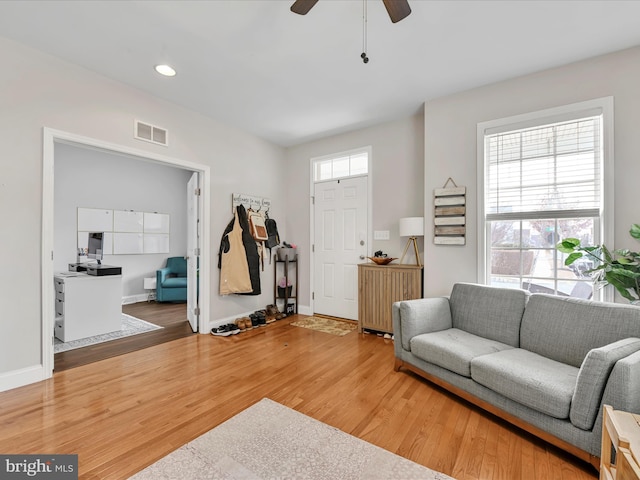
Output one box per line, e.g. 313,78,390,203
486,117,601,220
478,99,611,299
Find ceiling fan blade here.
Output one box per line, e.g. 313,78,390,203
382,0,411,23
290,0,319,15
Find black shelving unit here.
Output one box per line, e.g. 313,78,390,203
274,254,298,316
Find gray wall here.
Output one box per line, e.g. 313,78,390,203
0,35,285,385
424,46,640,296
54,143,193,300
285,113,425,308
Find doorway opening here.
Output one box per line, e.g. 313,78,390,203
42,128,211,375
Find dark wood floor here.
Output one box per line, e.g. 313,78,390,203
4,315,599,479
54,301,194,372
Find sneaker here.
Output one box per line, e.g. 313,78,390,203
211,325,233,337
254,310,267,326
249,314,260,328
228,323,240,335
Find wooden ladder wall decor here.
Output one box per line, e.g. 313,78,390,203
433,178,466,245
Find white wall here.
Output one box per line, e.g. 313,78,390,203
285,113,425,307
0,35,286,387
54,143,193,300
424,46,640,297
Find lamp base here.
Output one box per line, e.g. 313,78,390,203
400,237,421,267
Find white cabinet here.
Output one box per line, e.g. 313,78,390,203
54,273,122,342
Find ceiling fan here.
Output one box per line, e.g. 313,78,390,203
291,0,411,23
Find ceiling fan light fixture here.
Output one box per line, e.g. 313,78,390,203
154,64,177,77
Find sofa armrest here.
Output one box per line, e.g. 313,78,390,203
392,297,452,353
587,349,640,455
570,338,640,430
157,267,171,286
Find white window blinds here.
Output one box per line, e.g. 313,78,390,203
485,115,602,221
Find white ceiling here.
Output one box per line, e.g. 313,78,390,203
1,0,639,147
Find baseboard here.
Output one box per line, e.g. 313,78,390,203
0,364,49,393
122,294,147,305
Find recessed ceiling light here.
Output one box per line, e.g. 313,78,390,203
154,64,176,77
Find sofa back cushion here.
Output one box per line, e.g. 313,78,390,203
449,283,529,347
520,294,640,368
166,256,188,277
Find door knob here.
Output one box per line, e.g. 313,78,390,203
360,255,366,259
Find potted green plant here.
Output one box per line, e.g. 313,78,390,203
557,224,640,303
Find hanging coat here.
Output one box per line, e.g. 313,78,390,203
236,204,261,295
218,205,261,296
218,208,252,295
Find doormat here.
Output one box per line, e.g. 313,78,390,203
290,316,357,336
54,314,163,353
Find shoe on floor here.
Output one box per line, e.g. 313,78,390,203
211,325,234,337
241,317,252,329
235,318,246,331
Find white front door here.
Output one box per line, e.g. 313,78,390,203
186,172,199,332
313,176,368,320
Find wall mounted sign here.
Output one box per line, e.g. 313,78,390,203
433,178,466,245
232,193,271,213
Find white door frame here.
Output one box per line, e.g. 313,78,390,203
42,127,212,376
308,146,373,315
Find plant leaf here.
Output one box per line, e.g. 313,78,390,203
557,238,580,253
564,252,583,266
630,223,640,240
610,267,640,279
604,274,635,301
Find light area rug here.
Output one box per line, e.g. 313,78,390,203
53,314,162,353
130,398,452,480
290,316,357,336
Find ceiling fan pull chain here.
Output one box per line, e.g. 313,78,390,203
361,0,369,63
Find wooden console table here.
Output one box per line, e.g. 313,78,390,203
357,263,423,334
601,405,640,480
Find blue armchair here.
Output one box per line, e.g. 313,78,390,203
156,257,188,303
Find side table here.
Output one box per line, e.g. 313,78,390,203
601,404,640,480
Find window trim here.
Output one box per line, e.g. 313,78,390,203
476,97,614,300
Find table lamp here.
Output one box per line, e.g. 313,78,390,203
399,217,424,267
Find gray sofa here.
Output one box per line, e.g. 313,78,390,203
392,282,640,468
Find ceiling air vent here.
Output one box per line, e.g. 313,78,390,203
134,120,168,147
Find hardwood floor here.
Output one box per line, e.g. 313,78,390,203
2,315,597,480
54,302,194,372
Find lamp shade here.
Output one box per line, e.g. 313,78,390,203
399,217,424,237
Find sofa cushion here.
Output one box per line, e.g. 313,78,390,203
570,337,640,430
449,283,528,347
161,277,188,288
471,349,579,419
520,294,640,368
410,329,514,377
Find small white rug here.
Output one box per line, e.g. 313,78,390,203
54,314,163,354
130,398,453,480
